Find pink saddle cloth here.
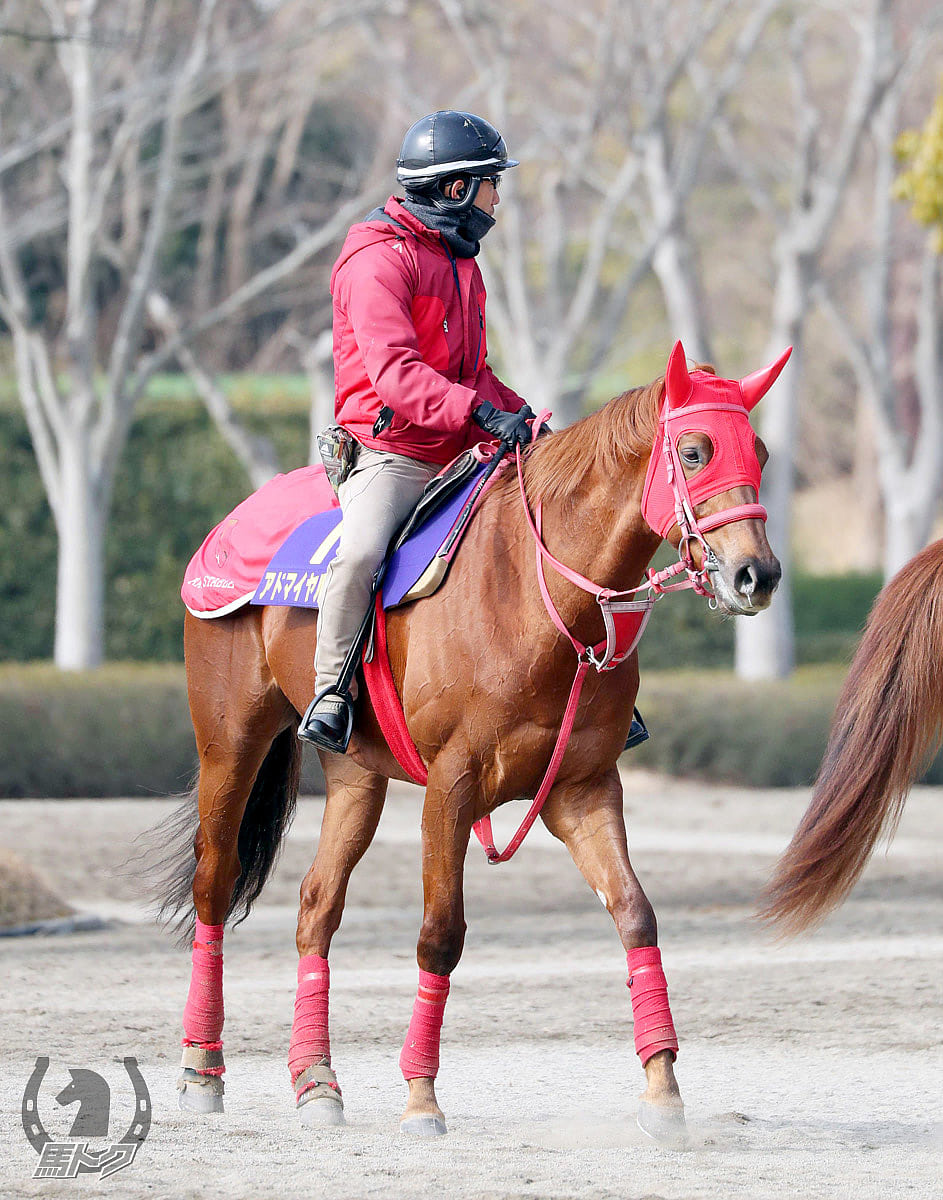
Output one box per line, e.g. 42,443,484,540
181,466,338,617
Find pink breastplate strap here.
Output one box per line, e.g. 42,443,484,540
472,425,655,864
473,397,768,862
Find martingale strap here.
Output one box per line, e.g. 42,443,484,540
371,398,768,866
471,436,656,865
531,504,655,670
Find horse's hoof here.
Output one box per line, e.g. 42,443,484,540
177,1074,225,1114
637,1099,689,1149
400,1114,447,1138
294,1062,345,1127
298,1094,346,1127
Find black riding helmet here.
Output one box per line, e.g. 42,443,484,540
396,110,519,213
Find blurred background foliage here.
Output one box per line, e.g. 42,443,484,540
0,389,881,666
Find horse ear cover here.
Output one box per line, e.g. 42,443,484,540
739,346,792,411
664,340,693,408
642,340,789,540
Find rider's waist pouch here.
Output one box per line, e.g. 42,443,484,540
317,424,358,495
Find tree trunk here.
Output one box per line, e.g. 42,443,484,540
734,254,806,680
54,423,105,670
882,489,935,576
643,128,713,363
882,240,943,576
652,228,713,364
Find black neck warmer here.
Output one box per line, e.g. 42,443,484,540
401,195,495,258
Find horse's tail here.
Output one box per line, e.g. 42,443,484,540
153,725,301,942
759,538,943,935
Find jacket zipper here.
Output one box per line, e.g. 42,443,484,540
472,305,484,374
444,245,466,381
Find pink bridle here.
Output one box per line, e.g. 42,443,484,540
472,341,791,863
642,398,767,598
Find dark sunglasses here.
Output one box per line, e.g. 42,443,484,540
480,174,501,190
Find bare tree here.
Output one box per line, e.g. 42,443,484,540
392,0,777,422
817,60,943,578
0,0,223,669
704,0,900,679
0,0,382,667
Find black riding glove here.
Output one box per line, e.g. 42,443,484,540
472,401,535,449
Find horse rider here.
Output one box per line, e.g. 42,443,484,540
299,110,535,752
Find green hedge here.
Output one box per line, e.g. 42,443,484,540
0,390,311,663
629,667,841,786
0,664,324,798
4,662,942,797
629,665,943,787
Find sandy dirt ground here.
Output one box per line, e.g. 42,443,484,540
0,769,940,1200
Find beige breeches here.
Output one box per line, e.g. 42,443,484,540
314,444,439,691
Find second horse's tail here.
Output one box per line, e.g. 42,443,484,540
760,538,943,934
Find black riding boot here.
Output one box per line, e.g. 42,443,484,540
623,707,650,752
298,690,355,754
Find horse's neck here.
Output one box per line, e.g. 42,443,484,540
533,472,659,597
498,462,660,653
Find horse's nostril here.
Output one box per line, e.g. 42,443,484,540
735,563,758,596
736,559,782,597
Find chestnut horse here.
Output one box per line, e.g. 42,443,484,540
160,342,786,1143
762,536,943,935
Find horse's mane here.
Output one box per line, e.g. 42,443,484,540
502,363,720,505
505,375,666,506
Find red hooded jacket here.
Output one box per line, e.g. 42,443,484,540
330,196,526,466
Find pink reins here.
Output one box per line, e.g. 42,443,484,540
472,403,768,863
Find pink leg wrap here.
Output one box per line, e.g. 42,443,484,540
182,919,224,1049
626,946,679,1066
399,970,450,1080
288,954,331,1085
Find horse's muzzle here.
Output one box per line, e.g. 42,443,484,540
727,554,782,612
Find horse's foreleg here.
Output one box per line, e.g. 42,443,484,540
540,769,687,1145
291,753,388,1127
399,769,473,1138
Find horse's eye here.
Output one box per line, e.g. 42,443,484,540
680,447,701,466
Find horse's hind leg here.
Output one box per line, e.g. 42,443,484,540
178,613,296,1114
540,769,687,1146
290,753,388,1127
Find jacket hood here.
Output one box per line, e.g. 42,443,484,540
330,196,441,293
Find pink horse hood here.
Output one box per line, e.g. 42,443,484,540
641,341,791,540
